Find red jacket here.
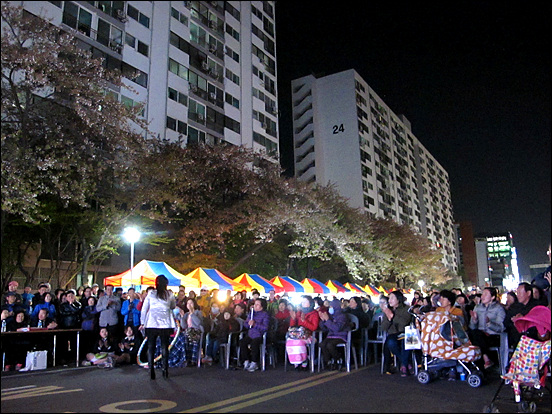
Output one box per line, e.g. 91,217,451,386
290,309,320,332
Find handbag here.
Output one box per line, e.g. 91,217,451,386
404,324,422,350
287,326,311,340
19,350,48,371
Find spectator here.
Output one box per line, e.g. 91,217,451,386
175,286,187,310
273,299,291,342
411,291,423,307
114,325,141,365
314,297,328,314
21,285,33,315
177,297,204,367
233,302,247,323
239,298,270,372
82,327,116,367
437,289,465,327
468,287,506,370
286,295,320,371
91,283,100,297
381,290,413,377
266,289,279,316
2,281,22,306
4,310,30,371
196,286,212,318
121,287,141,330
81,296,100,356
229,291,247,312
319,299,349,371
531,285,548,307
344,296,371,361
504,282,539,348
203,302,221,334
2,292,25,323
31,291,57,322
247,289,261,312
30,308,57,329
504,291,518,311
58,291,81,329
96,284,122,343
79,286,93,308
203,308,240,365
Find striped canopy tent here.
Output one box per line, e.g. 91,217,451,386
363,285,380,296
325,280,351,294
344,282,367,294
103,260,199,289
378,285,390,295
234,273,284,294
301,278,331,294
185,268,246,292
270,276,305,293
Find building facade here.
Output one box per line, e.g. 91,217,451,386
16,0,279,158
9,0,279,286
291,69,457,272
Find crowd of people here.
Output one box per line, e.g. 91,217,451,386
1,267,550,377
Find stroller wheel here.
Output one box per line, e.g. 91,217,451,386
467,373,482,388
417,370,432,384
519,401,537,413
483,403,500,413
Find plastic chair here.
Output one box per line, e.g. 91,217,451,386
365,313,387,373
219,318,244,369
336,313,359,372
489,331,510,376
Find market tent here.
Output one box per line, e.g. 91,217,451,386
103,260,199,289
378,286,390,295
185,268,246,291
344,282,367,294
234,273,283,294
301,278,330,294
270,276,305,293
326,280,351,294
363,285,380,296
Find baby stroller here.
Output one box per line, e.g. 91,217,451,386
484,306,551,413
415,309,483,387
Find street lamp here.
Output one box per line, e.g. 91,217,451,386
123,227,141,288
418,280,425,293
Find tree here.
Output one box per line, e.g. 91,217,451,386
1,3,152,289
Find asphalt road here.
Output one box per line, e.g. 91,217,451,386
1,362,550,413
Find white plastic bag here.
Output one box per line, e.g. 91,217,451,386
19,350,48,371
404,324,422,350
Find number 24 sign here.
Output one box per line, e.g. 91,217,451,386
332,124,344,134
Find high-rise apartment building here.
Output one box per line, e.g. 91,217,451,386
14,1,279,159
291,69,457,272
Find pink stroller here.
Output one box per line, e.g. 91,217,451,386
484,306,551,413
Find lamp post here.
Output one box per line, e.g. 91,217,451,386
123,227,141,288
418,280,425,294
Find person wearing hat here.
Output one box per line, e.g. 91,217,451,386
196,286,212,318
2,281,22,307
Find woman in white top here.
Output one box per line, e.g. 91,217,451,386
140,275,176,379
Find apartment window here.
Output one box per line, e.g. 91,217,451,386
187,126,205,145
225,93,239,109
62,2,92,36
225,45,239,63
168,58,188,80
225,68,240,85
171,7,188,25
225,2,240,21
168,87,188,106
127,4,150,28
137,40,149,57
166,116,177,131
225,23,239,41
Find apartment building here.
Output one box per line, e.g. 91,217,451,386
291,69,457,272
15,0,279,158
8,0,279,286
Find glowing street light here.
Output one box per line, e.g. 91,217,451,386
418,280,425,293
123,227,141,288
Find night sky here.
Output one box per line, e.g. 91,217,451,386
274,2,551,277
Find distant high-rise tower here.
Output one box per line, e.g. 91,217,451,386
15,1,279,159
291,69,457,272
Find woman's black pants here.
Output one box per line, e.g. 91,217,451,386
145,328,172,370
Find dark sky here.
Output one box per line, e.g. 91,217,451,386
274,2,551,277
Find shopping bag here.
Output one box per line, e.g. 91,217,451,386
404,324,422,350
19,350,48,371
